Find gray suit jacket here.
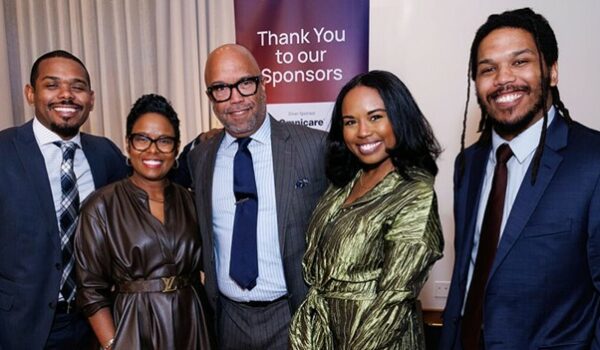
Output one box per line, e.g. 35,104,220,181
188,117,327,314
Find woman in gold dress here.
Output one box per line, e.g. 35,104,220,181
75,94,213,349
289,70,444,349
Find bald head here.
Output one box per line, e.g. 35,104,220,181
204,43,267,138
204,44,261,85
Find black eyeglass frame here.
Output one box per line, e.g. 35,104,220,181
128,133,178,153
206,75,262,103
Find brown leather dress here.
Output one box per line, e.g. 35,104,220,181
75,178,213,349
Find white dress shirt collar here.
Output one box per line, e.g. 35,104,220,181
222,114,271,149
491,106,556,165
32,116,83,148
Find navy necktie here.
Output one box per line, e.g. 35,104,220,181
462,143,513,349
230,137,259,290
54,141,80,303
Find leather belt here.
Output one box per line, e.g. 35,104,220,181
220,293,287,307
118,276,191,293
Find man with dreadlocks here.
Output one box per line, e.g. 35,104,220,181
440,7,600,350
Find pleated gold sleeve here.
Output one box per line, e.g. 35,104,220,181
289,168,444,350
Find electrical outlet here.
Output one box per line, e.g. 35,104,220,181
434,281,450,298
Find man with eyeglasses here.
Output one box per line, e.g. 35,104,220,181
187,43,327,349
0,50,127,349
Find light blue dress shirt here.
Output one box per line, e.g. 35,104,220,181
32,116,95,225
212,117,287,302
32,116,95,301
463,107,556,311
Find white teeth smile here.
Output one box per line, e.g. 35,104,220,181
495,93,522,103
143,160,162,166
53,107,78,113
358,141,382,154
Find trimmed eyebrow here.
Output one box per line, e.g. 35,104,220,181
132,134,177,143
478,48,537,66
511,48,537,57
367,108,386,115
40,76,89,86
209,75,256,86
342,108,386,118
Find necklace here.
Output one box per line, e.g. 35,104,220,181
148,197,165,203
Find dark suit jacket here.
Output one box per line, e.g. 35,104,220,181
170,135,199,188
440,116,600,350
188,117,327,314
0,120,127,350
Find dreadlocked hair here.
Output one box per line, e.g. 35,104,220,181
457,60,472,180
459,7,573,185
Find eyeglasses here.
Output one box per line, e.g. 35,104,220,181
206,76,261,103
129,133,177,153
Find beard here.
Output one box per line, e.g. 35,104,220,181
46,100,86,138
50,122,80,138
478,80,549,137
490,95,544,136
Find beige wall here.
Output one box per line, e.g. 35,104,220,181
2,0,598,310
368,0,600,309
211,0,600,311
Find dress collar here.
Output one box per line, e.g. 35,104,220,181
222,113,271,149
32,116,82,148
491,106,556,164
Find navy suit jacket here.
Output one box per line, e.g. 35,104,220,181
187,117,327,314
440,116,600,350
0,120,127,350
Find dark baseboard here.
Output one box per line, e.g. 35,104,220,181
423,310,443,350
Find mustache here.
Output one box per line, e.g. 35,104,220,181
489,85,530,100
49,99,83,109
224,104,252,114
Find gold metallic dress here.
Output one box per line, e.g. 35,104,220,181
289,168,443,349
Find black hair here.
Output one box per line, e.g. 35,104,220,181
326,70,441,187
30,50,91,88
460,7,572,184
126,94,181,144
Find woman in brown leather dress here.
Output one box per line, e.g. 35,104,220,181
74,94,213,350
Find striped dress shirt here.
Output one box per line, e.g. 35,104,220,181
212,117,288,302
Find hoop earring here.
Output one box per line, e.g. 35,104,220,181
173,159,180,170
126,158,131,167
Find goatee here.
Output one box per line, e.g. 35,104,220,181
51,123,80,138
490,97,544,136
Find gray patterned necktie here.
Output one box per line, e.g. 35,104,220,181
54,141,80,303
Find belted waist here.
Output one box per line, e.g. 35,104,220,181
220,293,288,307
118,275,191,293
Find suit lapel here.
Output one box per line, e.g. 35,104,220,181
80,134,105,189
270,118,293,254
202,132,225,259
490,117,568,279
458,145,489,283
14,121,60,248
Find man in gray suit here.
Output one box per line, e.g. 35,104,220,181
188,44,327,349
